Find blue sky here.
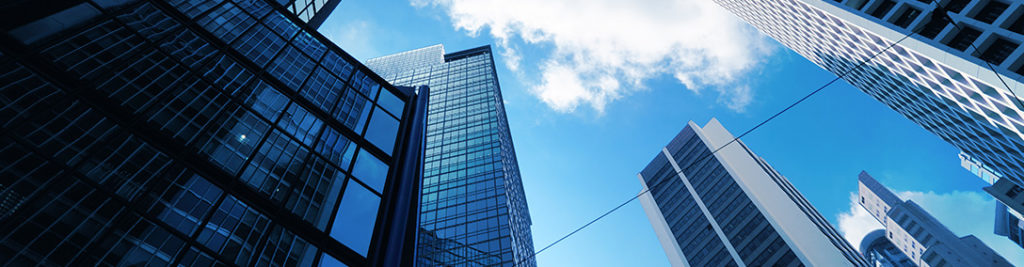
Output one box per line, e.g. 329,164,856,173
320,1,1023,265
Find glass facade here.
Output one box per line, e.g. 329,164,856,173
366,45,536,267
277,0,341,29
0,0,424,266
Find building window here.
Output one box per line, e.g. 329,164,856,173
973,0,1009,24
946,26,982,51
945,0,970,14
1008,185,1023,198
1013,61,1024,76
917,12,951,38
871,0,897,19
979,37,1019,65
846,0,869,11
1007,12,1024,35
893,7,922,28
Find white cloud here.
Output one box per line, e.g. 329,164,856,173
836,190,1024,264
412,0,773,113
837,193,883,250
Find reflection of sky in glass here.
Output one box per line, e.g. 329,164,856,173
330,182,380,257
377,89,405,117
352,148,390,193
0,1,424,266
364,107,400,155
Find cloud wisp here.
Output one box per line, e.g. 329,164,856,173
412,0,773,113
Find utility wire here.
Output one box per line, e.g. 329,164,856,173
514,14,919,267
930,0,1024,111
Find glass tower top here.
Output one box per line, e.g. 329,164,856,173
367,45,536,267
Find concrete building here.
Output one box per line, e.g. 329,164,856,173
715,0,1024,190
860,229,914,267
638,118,868,266
859,171,1011,266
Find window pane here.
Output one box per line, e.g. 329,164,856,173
320,50,354,82
240,130,309,203
377,89,405,117
364,108,399,155
332,87,372,133
197,195,271,266
300,67,344,113
352,149,389,193
268,45,315,91
329,182,380,256
231,25,285,67
318,253,347,267
314,127,356,171
239,80,288,121
277,103,324,146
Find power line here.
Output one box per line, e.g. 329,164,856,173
514,16,919,267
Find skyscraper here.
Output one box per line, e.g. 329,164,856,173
365,45,535,266
858,171,1011,266
959,152,1024,249
714,0,1024,190
859,229,914,267
0,0,425,266
637,118,868,266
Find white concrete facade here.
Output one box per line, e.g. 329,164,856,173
638,119,866,266
716,0,1024,188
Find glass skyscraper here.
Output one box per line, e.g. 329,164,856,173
638,118,868,266
277,0,342,29
714,0,1024,191
366,44,536,267
0,0,426,266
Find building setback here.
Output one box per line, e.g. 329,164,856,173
714,0,1024,191
366,45,535,267
858,171,1011,266
0,0,426,266
637,118,868,266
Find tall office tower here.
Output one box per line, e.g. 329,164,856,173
714,0,1024,189
0,0,427,266
858,172,1011,266
366,45,535,266
859,229,914,267
637,118,868,266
